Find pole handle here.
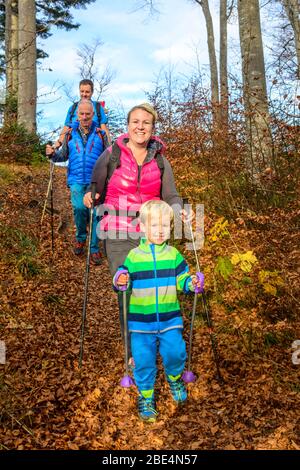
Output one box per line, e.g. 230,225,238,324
123,290,129,374
182,197,193,223
91,182,97,206
194,272,205,294
115,269,129,291
79,183,97,368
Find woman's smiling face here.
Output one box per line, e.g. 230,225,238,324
127,109,154,146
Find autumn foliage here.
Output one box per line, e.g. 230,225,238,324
0,100,299,449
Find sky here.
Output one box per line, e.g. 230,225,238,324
37,0,240,139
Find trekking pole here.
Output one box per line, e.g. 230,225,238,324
182,272,204,383
79,183,96,368
182,198,223,384
50,160,54,255
41,143,55,226
120,287,134,387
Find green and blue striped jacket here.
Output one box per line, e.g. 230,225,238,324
114,238,193,333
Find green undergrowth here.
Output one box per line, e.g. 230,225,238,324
0,164,24,187
0,122,46,165
0,223,42,279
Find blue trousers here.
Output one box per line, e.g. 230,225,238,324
131,328,187,392
69,183,99,254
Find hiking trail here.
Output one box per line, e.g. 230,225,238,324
0,164,299,450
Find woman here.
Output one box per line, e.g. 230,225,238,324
83,103,185,339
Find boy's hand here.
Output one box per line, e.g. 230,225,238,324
114,268,129,291
117,273,129,287
191,272,204,293
180,208,195,224
181,198,195,224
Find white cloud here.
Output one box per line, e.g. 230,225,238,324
37,0,240,135
108,81,152,95
41,43,78,79
151,41,205,65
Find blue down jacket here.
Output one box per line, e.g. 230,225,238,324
52,121,106,186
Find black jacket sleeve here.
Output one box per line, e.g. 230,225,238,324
87,149,110,194
50,143,69,163
161,156,183,213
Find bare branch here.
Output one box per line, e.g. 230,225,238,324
129,0,161,16
75,38,115,99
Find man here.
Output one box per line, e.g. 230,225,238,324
46,100,106,265
55,79,111,148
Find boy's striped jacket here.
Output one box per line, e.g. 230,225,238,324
113,238,194,334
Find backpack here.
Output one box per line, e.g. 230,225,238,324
99,143,165,204
63,125,109,152
69,101,105,126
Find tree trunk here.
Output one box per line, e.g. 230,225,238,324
237,0,272,181
5,0,12,94
282,0,300,78
194,0,220,125
5,0,18,125
220,0,228,128
5,0,18,94
17,0,37,133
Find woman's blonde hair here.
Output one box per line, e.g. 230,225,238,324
127,103,158,125
139,200,174,225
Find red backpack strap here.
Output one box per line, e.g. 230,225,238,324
65,127,73,144
95,127,109,150
95,101,104,125
59,127,73,152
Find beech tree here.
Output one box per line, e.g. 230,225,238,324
1,0,96,129
1,1,96,79
17,0,36,132
193,0,220,125
281,0,300,78
137,0,233,129
237,0,272,181
5,0,18,99
219,0,230,127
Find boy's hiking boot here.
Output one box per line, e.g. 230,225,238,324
74,241,85,255
138,390,157,423
90,252,102,266
167,374,187,404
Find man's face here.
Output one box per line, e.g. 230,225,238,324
79,84,93,100
141,211,172,245
77,103,94,129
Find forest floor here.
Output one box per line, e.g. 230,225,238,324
0,162,299,450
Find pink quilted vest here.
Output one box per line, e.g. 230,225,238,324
100,134,165,234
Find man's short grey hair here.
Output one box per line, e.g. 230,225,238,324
78,99,94,112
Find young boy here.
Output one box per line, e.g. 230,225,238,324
113,200,204,422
